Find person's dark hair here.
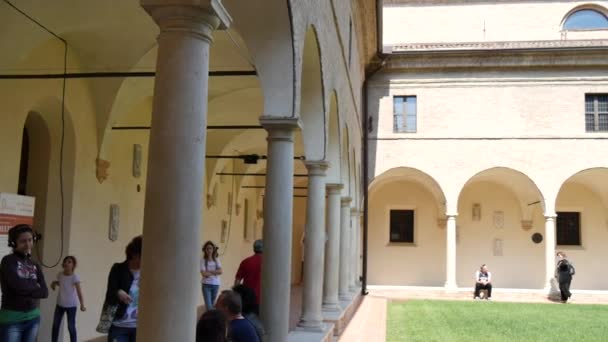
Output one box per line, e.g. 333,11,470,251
203,241,219,261
232,284,257,315
218,290,242,315
63,255,77,268
125,235,143,261
253,239,263,254
8,224,34,248
196,309,227,342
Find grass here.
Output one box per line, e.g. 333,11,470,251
387,300,608,342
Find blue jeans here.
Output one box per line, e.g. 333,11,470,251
52,305,77,342
202,284,219,310
0,316,40,342
108,325,137,342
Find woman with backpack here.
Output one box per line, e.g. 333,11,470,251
555,251,575,303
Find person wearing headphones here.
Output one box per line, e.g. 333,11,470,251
0,224,49,342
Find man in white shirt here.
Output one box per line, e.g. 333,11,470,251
474,264,492,300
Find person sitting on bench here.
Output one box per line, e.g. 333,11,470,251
474,264,492,300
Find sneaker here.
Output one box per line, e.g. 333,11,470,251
486,297,492,301
474,296,481,300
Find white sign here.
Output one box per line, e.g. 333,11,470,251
0,193,35,234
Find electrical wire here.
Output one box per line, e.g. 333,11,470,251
219,158,237,256
5,0,66,268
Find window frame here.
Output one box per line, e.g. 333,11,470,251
388,206,416,245
562,7,608,31
556,211,582,247
585,93,608,132
393,95,418,133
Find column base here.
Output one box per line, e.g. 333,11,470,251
444,283,458,292
289,323,334,342
322,302,342,312
295,320,327,333
339,293,353,301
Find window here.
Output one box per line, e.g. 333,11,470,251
390,209,414,243
563,9,608,30
585,94,608,132
556,212,581,246
393,96,417,133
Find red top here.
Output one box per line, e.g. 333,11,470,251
235,253,262,304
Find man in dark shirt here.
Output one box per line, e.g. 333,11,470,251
234,240,263,310
216,290,260,342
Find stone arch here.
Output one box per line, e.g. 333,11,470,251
556,167,608,211
22,98,77,340
457,167,546,220
298,25,326,161
326,91,341,183
369,167,447,217
340,125,350,196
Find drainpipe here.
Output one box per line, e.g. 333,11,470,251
361,0,388,296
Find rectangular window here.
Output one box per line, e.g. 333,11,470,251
393,96,417,133
585,94,608,132
390,209,414,243
556,212,581,246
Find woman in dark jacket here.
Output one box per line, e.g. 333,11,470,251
104,235,142,342
555,251,575,303
0,224,48,342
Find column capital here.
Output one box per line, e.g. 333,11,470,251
544,213,557,219
326,183,343,194
305,161,329,176
260,117,301,142
341,197,352,207
142,0,232,39
260,116,302,130
446,213,458,219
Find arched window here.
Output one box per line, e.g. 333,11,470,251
563,9,608,30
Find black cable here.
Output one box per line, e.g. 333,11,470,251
5,0,66,268
220,159,236,256
3,0,67,44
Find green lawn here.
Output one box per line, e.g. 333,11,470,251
387,300,608,342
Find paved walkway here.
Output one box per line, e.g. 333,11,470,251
338,295,387,342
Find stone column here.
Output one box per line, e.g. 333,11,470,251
445,214,458,290
349,207,359,292
323,184,343,311
259,117,300,342
137,2,230,342
339,197,352,300
298,161,328,330
544,214,557,292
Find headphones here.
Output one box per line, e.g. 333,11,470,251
7,224,38,248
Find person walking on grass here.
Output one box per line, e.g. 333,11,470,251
51,256,86,342
556,252,575,303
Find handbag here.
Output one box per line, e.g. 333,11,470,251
96,303,118,334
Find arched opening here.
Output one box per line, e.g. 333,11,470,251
368,167,447,286
20,112,51,261
457,167,545,289
562,7,608,31
555,168,608,290
299,26,326,161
